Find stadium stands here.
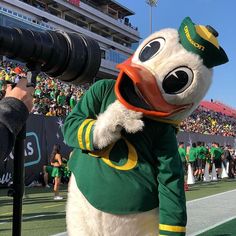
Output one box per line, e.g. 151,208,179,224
0,59,236,137
200,100,236,118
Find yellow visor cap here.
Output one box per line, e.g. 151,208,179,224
195,25,219,49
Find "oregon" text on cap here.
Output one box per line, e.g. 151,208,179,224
184,25,205,51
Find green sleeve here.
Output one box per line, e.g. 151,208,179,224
189,148,196,162
62,80,114,151
210,147,215,156
204,147,210,159
195,147,199,157
220,148,224,155
156,124,187,235
178,148,186,162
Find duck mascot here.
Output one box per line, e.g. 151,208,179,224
62,17,228,236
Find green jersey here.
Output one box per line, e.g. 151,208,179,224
178,147,186,162
69,96,77,109
0,80,6,90
57,94,66,106
63,79,187,235
189,147,197,162
196,146,207,160
211,147,223,160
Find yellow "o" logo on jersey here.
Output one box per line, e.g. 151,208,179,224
90,138,138,171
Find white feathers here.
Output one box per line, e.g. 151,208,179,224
67,174,159,236
93,100,144,149
132,28,213,121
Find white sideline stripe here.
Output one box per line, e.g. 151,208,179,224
52,190,236,236
24,214,45,220
188,216,236,236
187,189,236,235
9,189,232,235
187,188,236,203
51,232,67,236
0,222,10,225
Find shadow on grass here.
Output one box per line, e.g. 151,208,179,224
0,211,66,223
23,196,66,204
0,195,67,208
0,184,68,196
0,185,68,206
188,183,220,191
23,211,66,222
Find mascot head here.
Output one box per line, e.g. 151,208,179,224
115,17,228,125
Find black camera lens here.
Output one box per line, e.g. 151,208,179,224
0,26,101,85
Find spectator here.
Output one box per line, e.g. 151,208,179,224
57,91,66,107
223,145,235,179
0,78,34,158
43,164,53,187
188,143,198,178
0,79,7,100
195,142,205,181
69,94,77,109
178,142,187,175
50,144,63,200
210,142,224,178
46,106,57,116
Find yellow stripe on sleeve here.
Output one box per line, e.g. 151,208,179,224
85,120,96,150
159,224,186,233
77,119,93,149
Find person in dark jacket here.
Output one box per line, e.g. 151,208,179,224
224,145,235,179
0,78,34,158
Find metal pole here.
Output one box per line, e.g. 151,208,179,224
146,0,157,34
12,126,26,236
150,5,152,33
11,66,39,236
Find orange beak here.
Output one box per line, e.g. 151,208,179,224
115,57,192,118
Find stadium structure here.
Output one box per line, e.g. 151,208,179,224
0,0,140,80
200,100,236,119
1,0,236,124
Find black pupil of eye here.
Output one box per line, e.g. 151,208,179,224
162,70,189,94
139,41,161,62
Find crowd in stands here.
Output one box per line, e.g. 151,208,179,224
180,106,236,137
0,59,236,137
31,75,90,116
201,100,236,118
0,60,90,116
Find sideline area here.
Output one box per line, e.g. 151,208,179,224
187,189,236,235
52,181,236,236
1,180,236,236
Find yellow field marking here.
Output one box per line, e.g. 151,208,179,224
43,204,63,209
0,212,12,216
0,210,25,216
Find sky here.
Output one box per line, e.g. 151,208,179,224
117,0,236,109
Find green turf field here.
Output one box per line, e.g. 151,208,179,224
186,179,236,236
0,185,67,236
0,179,236,236
185,178,236,201
198,218,236,236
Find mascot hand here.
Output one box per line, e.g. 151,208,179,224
93,100,144,149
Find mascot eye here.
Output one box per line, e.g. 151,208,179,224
162,67,193,94
139,38,165,62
